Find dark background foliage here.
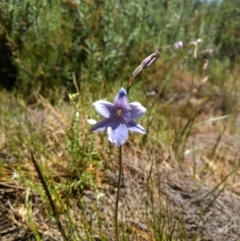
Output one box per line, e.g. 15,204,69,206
0,0,239,97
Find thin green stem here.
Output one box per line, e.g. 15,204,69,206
115,145,123,241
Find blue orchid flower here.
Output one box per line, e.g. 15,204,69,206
91,87,146,147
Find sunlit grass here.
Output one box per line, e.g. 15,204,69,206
1,63,240,240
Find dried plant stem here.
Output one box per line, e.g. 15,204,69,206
115,145,123,241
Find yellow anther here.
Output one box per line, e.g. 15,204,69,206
116,109,122,118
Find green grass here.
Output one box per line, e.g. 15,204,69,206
1,0,239,95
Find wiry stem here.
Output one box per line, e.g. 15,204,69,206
115,145,123,241
114,51,158,239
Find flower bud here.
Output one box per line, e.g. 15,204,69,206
140,49,160,69
132,65,143,78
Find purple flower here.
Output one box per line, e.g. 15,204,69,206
174,41,183,49
91,87,146,147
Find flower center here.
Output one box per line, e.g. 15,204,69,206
116,109,123,118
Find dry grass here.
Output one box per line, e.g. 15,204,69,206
1,73,240,241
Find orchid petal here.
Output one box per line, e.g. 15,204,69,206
114,87,128,109
127,120,146,134
93,100,113,118
91,118,113,132
107,121,128,146
127,102,146,119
